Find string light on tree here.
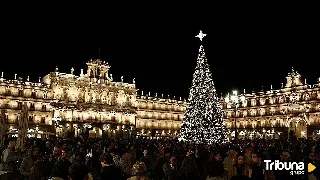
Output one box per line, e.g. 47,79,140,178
179,30,229,144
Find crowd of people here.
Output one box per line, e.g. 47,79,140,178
0,136,319,180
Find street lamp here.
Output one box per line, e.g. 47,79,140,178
226,90,243,139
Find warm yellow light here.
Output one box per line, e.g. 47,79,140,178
232,90,238,96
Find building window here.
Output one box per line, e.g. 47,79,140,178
42,105,46,111
256,99,260,106
247,99,251,107
43,93,47,99
30,103,35,111
31,91,36,98
251,99,256,106
28,116,34,123
265,98,269,105
5,89,11,96
18,89,23,96
41,117,45,124
17,102,22,109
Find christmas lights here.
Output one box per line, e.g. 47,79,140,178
179,31,229,144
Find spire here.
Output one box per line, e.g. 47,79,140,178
292,66,294,73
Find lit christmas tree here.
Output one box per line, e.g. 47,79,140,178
179,30,229,144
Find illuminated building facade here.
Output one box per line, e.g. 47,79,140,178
2,60,319,140
222,69,320,139
136,93,185,138
0,59,184,138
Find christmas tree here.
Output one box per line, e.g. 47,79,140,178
179,31,229,144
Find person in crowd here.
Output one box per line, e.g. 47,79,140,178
179,148,201,180
249,153,264,179
232,155,250,177
110,147,123,168
20,146,43,180
53,146,61,159
68,163,90,180
155,147,171,180
52,149,72,180
244,148,252,164
140,148,156,178
41,153,56,179
306,151,317,180
273,151,292,179
223,149,237,178
122,147,134,178
0,138,20,180
130,145,137,163
100,153,125,180
162,155,178,180
44,141,52,155
195,147,207,180
314,151,320,179
206,152,225,180
128,161,150,180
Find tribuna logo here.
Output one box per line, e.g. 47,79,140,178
264,160,304,171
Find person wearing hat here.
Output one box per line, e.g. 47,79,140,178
0,137,20,180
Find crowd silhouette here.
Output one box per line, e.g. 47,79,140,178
0,136,319,180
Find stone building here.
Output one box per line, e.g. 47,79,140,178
0,59,184,139
222,69,320,139
2,60,318,140
136,93,185,138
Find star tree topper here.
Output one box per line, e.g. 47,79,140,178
195,30,207,41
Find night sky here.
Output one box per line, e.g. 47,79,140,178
1,13,318,99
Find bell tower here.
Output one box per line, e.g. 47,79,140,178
285,67,303,88
86,59,111,82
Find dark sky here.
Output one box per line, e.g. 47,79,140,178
1,12,318,99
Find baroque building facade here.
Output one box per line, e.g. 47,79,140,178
1,60,319,140
222,69,320,139
0,59,184,139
